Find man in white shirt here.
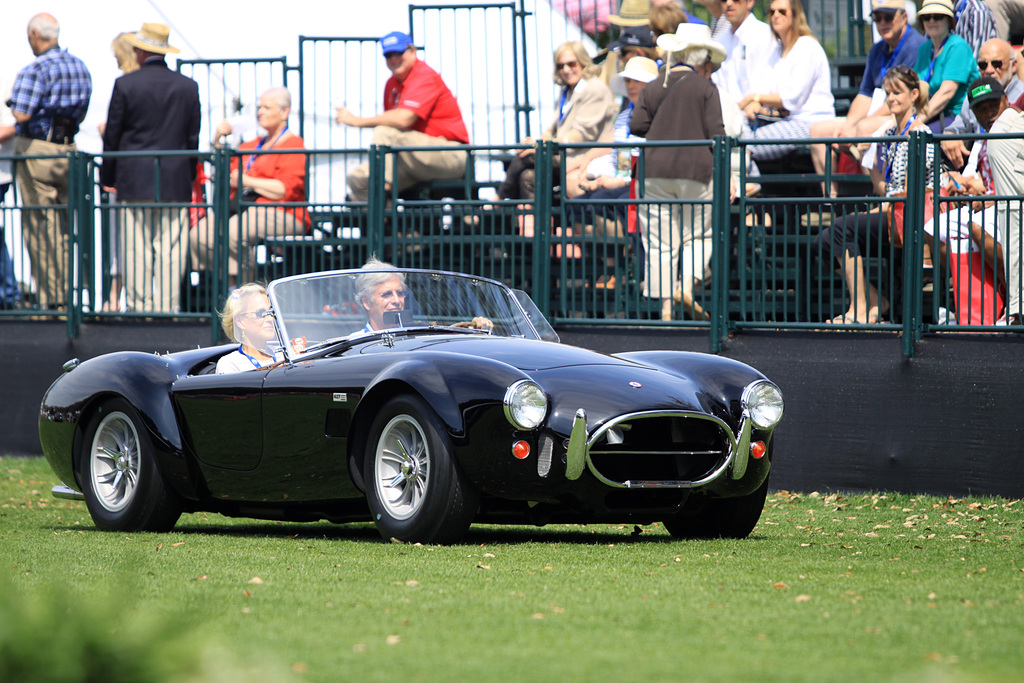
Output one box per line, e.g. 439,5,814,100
711,0,775,108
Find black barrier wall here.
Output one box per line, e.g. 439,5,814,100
3,321,1023,498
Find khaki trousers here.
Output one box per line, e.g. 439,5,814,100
347,126,467,201
15,137,73,308
638,177,714,301
122,204,189,313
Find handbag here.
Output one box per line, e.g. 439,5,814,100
888,188,949,248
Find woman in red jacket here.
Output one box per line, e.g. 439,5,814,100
191,87,310,285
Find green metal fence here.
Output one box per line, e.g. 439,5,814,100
5,127,1020,356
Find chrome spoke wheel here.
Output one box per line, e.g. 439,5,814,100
89,411,141,513
374,415,430,521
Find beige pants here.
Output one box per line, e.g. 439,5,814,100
191,206,306,281
14,137,72,308
638,177,714,301
346,126,467,201
122,204,190,313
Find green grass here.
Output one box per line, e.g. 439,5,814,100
2,456,1023,683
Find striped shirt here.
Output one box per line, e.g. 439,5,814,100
9,47,92,140
954,0,998,57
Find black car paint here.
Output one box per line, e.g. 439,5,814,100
40,331,774,525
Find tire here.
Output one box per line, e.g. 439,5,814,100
364,394,479,544
76,398,183,532
662,475,770,540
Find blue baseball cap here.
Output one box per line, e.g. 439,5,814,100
380,31,413,56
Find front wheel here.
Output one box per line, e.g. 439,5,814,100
364,395,479,544
75,398,182,532
662,476,770,540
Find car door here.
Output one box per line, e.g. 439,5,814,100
171,370,266,472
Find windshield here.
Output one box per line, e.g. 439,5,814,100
267,269,547,358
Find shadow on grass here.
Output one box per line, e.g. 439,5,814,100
49,517,771,546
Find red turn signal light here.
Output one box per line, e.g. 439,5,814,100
512,440,531,460
751,441,767,460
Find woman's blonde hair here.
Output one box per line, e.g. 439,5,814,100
220,283,268,343
883,65,930,118
552,41,601,85
111,32,140,74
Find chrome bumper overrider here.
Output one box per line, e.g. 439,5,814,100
565,408,758,488
52,484,85,501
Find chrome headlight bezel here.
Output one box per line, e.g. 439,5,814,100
741,380,784,430
503,380,548,430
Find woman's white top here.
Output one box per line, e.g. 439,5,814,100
758,35,835,123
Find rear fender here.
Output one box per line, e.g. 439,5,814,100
42,351,214,500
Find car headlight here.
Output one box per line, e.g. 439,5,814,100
742,380,784,430
503,380,548,430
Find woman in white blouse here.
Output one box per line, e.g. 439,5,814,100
736,0,835,162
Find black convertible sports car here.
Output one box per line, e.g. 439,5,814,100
39,268,783,544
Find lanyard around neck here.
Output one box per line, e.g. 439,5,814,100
246,124,289,172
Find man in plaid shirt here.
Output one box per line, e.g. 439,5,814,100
9,12,91,309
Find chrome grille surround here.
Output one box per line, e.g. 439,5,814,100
565,409,753,489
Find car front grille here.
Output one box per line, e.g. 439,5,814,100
586,412,734,488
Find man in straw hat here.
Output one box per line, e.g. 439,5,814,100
9,12,92,309
630,23,726,322
101,22,200,313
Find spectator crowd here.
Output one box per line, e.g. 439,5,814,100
3,1,1024,324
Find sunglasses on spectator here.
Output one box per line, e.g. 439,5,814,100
920,13,947,21
872,11,896,22
556,60,580,70
240,308,273,320
768,8,788,15
978,60,1006,70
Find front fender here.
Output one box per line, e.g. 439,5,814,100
348,352,529,488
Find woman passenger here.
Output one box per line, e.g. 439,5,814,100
217,283,279,373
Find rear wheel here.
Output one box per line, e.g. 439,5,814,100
662,476,770,539
76,398,182,532
364,395,478,544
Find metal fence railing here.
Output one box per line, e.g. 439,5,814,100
3,127,1022,358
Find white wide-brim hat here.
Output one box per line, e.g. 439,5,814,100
611,56,660,96
656,23,727,65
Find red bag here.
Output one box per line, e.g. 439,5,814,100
890,188,948,248
949,250,1005,325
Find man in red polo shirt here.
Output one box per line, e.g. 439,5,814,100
336,31,469,201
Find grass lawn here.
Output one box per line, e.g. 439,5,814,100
2,455,1023,683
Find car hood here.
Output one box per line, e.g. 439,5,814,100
359,334,632,372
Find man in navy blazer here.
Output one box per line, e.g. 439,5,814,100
101,22,200,313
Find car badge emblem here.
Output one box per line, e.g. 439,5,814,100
629,381,642,388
